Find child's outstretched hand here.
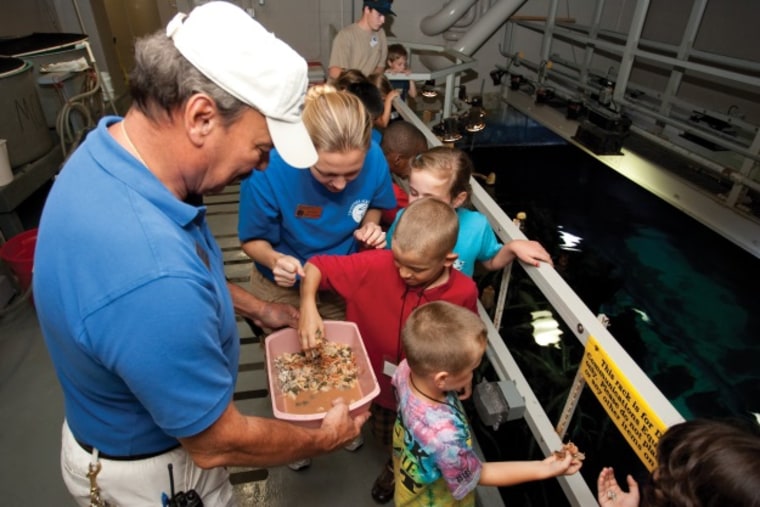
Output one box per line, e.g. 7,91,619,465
545,441,584,476
597,467,639,507
509,239,553,267
544,451,583,477
298,302,325,352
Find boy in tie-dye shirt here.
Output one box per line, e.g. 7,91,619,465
392,302,583,507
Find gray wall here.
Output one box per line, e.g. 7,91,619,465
2,0,758,123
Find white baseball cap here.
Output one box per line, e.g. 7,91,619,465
167,1,317,168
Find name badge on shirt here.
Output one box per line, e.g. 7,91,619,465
383,360,397,378
370,35,378,48
295,204,322,219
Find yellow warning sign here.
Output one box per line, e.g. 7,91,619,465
581,336,667,471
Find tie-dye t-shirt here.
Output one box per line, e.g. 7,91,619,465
392,360,482,507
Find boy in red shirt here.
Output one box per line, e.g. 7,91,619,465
299,197,478,503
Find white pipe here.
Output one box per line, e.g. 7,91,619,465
419,0,525,77
452,0,528,56
421,0,479,36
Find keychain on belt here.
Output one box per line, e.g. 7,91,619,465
86,448,113,507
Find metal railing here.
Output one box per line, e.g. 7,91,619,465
501,0,760,224
390,64,685,506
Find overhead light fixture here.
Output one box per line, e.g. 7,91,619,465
421,79,438,98
433,116,463,143
463,108,485,133
509,73,523,90
490,69,506,86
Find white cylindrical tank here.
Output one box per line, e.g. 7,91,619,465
0,57,54,168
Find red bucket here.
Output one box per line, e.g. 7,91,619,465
0,228,38,293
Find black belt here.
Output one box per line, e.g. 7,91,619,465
76,439,181,461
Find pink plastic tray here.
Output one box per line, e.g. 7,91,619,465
265,321,379,428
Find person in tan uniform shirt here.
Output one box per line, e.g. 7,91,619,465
328,0,395,80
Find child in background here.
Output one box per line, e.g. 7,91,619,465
346,80,386,144
379,120,428,228
298,197,479,504
334,69,390,144
393,301,583,506
387,146,553,277
598,418,760,507
386,43,417,102
369,71,401,128
334,68,368,89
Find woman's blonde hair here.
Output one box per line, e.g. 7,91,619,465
303,84,372,153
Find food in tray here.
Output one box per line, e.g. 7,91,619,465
273,340,359,400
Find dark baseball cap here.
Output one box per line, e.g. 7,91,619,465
364,0,396,16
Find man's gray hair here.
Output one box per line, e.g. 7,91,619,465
129,30,248,124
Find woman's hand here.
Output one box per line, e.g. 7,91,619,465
272,255,305,287
354,223,387,249
597,467,640,507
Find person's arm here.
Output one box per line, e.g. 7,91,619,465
298,262,325,351
378,89,401,128
327,29,349,82
408,79,417,98
98,276,367,470
481,239,553,271
478,453,581,487
354,208,387,249
242,239,304,287
227,282,298,329
328,66,344,80
179,397,368,469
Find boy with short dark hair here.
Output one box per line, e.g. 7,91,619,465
379,120,428,227
299,197,479,503
393,301,584,507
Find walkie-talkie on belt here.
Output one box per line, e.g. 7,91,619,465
161,463,203,506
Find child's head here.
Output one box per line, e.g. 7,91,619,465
386,43,409,73
334,68,368,90
391,197,458,287
402,301,487,394
380,120,428,178
645,419,760,507
408,146,473,208
368,72,394,98
345,81,384,123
